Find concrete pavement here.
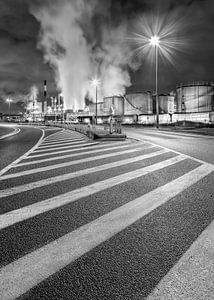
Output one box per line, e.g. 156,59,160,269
0,128,213,299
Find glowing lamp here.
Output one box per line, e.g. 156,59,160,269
149,35,160,47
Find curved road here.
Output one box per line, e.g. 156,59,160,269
0,125,60,173
124,126,214,164
0,125,214,299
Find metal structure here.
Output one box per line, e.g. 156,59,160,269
176,81,214,113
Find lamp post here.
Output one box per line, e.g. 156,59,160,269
149,35,160,128
91,78,100,125
6,98,12,116
54,97,57,122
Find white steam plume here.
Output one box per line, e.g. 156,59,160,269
29,85,39,101
98,24,132,96
31,0,135,109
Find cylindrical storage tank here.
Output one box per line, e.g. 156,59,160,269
103,96,124,115
158,95,175,114
176,82,214,113
124,92,153,115
88,102,104,116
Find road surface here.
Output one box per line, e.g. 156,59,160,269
0,126,214,299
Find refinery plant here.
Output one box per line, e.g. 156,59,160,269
24,80,214,125
74,81,214,125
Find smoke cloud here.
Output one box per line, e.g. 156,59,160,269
29,85,39,102
30,0,135,109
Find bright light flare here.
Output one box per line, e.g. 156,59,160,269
150,35,160,47
131,12,187,65
91,78,100,87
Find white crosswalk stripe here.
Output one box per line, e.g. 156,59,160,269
146,218,214,299
0,145,155,180
34,141,99,152
41,137,86,144
15,142,150,164
0,155,187,230
0,128,213,300
37,139,88,148
26,140,132,158
0,149,168,198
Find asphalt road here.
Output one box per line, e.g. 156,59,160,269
124,126,214,164
0,123,15,137
0,126,214,300
0,124,61,173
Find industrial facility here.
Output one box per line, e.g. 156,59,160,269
79,81,214,125
23,80,214,125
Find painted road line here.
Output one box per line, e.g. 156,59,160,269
44,134,83,141
128,128,214,140
0,128,45,177
140,130,198,139
34,141,97,152
17,142,144,165
0,127,20,140
127,132,212,166
0,155,186,230
0,149,168,198
146,219,214,300
156,129,214,139
0,146,154,180
27,140,127,158
0,163,213,300
42,136,86,144
38,139,88,148
42,128,62,131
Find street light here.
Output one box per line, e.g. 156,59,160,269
131,14,185,129
91,78,100,125
6,98,12,116
149,35,160,128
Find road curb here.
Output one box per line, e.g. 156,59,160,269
0,127,45,177
0,127,20,140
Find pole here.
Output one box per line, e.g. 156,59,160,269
95,85,97,125
26,98,28,118
33,96,35,122
43,80,47,114
155,45,159,128
9,100,11,116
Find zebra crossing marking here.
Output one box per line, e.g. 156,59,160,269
0,162,213,300
15,142,150,165
43,133,83,141
0,155,187,230
41,136,86,144
0,149,168,198
38,139,87,148
34,141,98,153
0,145,155,180
146,218,214,299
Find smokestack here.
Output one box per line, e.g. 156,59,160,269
43,80,47,113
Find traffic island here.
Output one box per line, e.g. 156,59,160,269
87,130,127,141
73,124,126,141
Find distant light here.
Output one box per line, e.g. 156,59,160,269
91,78,100,87
150,35,160,47
6,98,12,103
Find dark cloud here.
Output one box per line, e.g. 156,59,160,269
127,0,214,93
0,0,213,112
0,0,55,109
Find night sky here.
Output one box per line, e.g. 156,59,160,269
0,0,213,112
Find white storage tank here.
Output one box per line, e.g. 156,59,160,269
158,94,175,114
103,96,124,115
176,81,214,113
124,92,153,115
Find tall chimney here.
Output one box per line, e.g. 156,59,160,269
43,80,47,113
